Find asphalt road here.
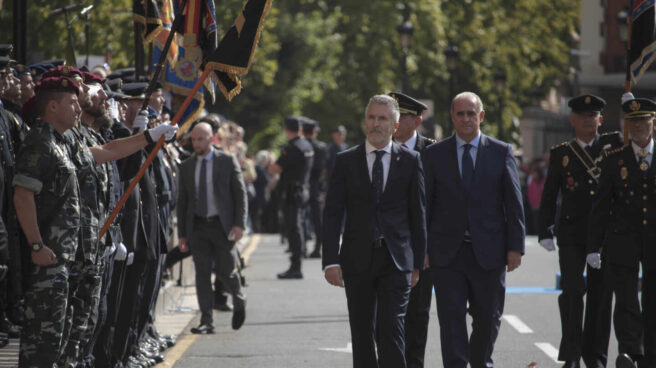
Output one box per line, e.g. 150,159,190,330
172,235,620,368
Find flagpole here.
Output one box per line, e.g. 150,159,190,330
99,67,212,239
624,0,634,144
141,0,189,111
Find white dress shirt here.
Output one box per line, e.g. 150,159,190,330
455,132,481,177
365,139,393,190
576,138,594,151
400,131,418,150
632,139,654,167
194,147,220,217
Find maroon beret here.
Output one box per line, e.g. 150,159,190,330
35,76,80,96
82,71,102,85
41,65,83,80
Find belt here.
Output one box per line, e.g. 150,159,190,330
194,215,220,222
373,237,386,249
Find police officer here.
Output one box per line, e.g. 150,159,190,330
588,97,656,368
389,91,435,368
539,95,621,368
302,118,328,259
269,117,314,279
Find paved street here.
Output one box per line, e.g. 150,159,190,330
167,234,620,368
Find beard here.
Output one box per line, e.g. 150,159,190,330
93,110,113,130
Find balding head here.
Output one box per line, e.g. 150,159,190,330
191,122,213,156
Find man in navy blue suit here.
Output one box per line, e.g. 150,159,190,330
423,92,525,368
322,94,427,368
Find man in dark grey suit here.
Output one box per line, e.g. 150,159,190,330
177,122,247,333
323,94,427,368
423,92,525,368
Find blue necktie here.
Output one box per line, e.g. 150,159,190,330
461,144,474,193
197,158,208,216
372,150,385,202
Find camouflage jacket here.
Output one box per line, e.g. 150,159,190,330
13,119,81,262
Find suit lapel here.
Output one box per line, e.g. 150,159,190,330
383,142,400,197
470,134,487,190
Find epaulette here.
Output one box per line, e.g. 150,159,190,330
426,137,436,144
603,146,624,157
600,131,620,137
550,141,569,150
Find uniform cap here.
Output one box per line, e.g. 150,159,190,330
284,116,302,131
622,98,656,119
388,91,428,115
0,44,13,58
121,82,149,99
301,117,319,134
568,94,606,113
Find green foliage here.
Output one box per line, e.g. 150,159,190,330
1,0,579,151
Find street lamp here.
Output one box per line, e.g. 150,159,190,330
396,19,414,93
617,8,629,44
494,69,507,141
444,44,459,135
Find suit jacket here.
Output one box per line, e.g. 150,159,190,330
424,134,525,270
413,134,436,154
177,149,247,238
322,142,427,274
539,132,623,245
588,142,656,267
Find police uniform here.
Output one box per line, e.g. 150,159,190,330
588,98,656,368
12,76,82,367
539,95,621,367
277,117,314,279
302,118,329,259
389,91,436,368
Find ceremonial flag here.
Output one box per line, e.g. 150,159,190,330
206,0,274,101
153,0,179,67
630,0,656,84
133,0,163,43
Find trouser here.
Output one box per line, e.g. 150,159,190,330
308,183,323,253
283,202,304,271
557,246,612,366
84,250,117,367
19,259,72,368
404,266,433,368
344,241,411,368
190,217,245,325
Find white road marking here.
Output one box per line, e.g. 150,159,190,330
502,314,534,334
534,342,563,363
319,343,352,353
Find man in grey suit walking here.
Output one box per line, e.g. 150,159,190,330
178,122,247,333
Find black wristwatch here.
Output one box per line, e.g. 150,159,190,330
30,241,44,252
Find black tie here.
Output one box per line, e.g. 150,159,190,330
585,145,593,156
197,158,208,216
372,150,385,202
462,144,474,193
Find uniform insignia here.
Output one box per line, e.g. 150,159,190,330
562,155,569,167
621,167,628,180
62,66,71,75
61,79,68,87
641,161,649,172
584,96,591,104
630,100,640,111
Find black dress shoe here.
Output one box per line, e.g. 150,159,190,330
561,360,580,368
308,250,321,258
617,353,638,368
0,317,21,338
214,301,233,312
190,323,214,334
232,304,246,330
277,269,303,279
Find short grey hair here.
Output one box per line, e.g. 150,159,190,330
366,94,400,122
451,91,484,113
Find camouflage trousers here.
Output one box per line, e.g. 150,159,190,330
58,254,104,368
18,260,71,368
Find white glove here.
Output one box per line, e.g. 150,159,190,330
539,238,556,251
621,92,635,105
586,252,601,269
145,124,178,143
127,252,135,266
132,109,149,133
115,242,127,261
108,99,120,122
104,243,116,258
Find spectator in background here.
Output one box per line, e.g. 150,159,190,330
252,150,271,233
327,125,348,178
526,159,546,235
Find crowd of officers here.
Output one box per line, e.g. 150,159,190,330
0,44,186,368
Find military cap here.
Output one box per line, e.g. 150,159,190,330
284,116,302,131
105,78,123,92
301,117,319,134
34,76,79,96
0,44,12,57
78,65,89,72
121,82,149,99
28,63,55,77
41,65,83,79
622,98,656,119
82,71,102,85
14,64,31,76
122,74,150,84
0,57,15,69
41,59,67,67
106,90,128,100
568,94,606,113
388,91,428,115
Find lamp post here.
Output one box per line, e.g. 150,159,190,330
617,8,629,45
396,18,414,93
444,44,459,135
494,69,507,141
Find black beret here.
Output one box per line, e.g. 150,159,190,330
28,63,56,77
388,91,428,115
568,94,605,113
14,64,31,76
622,98,656,119
284,116,302,131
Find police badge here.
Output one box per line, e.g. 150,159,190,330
562,155,569,167
621,167,628,180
